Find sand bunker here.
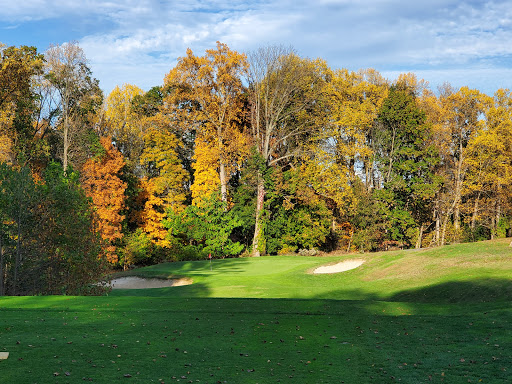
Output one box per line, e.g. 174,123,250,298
313,259,365,274
109,276,192,289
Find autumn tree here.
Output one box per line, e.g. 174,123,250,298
45,41,102,173
463,89,512,240
421,85,491,244
81,136,127,263
247,46,328,256
306,68,388,231
190,135,221,203
101,83,145,169
139,125,189,247
0,44,45,167
163,42,249,204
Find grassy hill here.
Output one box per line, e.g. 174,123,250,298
112,238,512,302
1,239,511,383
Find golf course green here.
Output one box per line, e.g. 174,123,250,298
1,238,511,383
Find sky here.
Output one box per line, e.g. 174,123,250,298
1,0,512,97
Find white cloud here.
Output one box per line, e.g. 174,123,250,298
0,0,120,21
3,0,512,94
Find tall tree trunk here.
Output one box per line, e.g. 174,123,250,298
63,105,69,174
453,143,464,234
453,204,460,232
365,156,376,191
434,198,440,246
415,224,424,249
0,234,4,296
219,162,228,204
218,124,228,204
13,210,22,296
496,198,501,238
435,216,440,246
251,174,265,257
441,214,449,246
471,192,480,230
385,126,397,184
453,174,461,233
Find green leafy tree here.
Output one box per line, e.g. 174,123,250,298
37,162,106,294
165,192,244,259
0,164,37,295
263,167,332,254
349,183,387,252
374,83,441,248
0,162,106,295
120,228,157,266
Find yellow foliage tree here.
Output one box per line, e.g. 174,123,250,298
190,133,220,205
163,42,249,203
0,44,44,166
139,124,188,246
306,68,387,219
0,132,12,163
81,137,127,263
421,85,491,244
102,84,145,167
463,88,512,239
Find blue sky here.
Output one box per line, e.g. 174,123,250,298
1,0,512,96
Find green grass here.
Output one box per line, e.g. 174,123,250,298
112,238,512,302
1,239,511,383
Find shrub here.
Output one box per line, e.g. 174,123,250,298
164,192,244,258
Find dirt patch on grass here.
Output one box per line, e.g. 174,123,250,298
109,276,193,289
312,259,365,274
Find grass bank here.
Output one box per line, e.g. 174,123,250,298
112,238,512,302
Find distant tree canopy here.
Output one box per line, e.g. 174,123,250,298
1,40,512,295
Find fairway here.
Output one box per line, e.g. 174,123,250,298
1,239,511,383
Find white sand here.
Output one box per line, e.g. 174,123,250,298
109,277,192,289
313,259,365,274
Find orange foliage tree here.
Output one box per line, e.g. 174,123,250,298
81,137,127,263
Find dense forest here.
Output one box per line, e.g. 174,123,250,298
1,41,511,295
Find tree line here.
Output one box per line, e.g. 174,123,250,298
1,41,511,293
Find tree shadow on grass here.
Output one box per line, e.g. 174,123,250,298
2,278,512,384
125,257,250,279
387,278,512,303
